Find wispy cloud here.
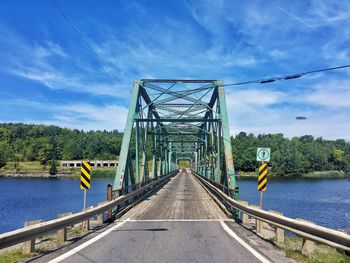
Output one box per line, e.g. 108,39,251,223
277,6,314,28
1,97,129,131
0,26,128,99
0,1,349,139
305,79,350,108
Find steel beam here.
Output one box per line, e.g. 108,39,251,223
113,81,140,191
114,79,238,200
216,81,237,198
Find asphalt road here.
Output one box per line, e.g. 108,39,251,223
42,173,292,263
59,220,261,263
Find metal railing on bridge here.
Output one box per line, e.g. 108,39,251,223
0,171,177,250
192,170,350,253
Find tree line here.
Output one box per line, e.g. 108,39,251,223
0,123,349,177
0,123,124,167
232,132,350,176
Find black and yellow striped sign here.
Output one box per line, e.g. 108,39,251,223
80,161,91,190
258,163,268,191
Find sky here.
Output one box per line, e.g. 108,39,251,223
0,0,350,139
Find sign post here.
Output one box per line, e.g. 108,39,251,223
257,148,270,209
80,161,91,211
258,162,268,208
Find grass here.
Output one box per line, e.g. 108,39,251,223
91,169,116,178
237,170,349,179
285,249,350,263
0,161,119,178
0,224,85,263
303,171,348,178
2,161,45,172
0,249,33,263
284,236,350,263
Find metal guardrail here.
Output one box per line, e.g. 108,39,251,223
0,171,177,250
113,176,160,196
192,171,350,252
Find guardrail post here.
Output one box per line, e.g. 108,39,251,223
107,184,113,222
269,210,285,247
57,213,72,243
251,205,262,235
301,239,315,255
337,229,349,255
238,201,249,224
22,220,43,253
82,206,93,231
97,201,108,224
297,219,316,255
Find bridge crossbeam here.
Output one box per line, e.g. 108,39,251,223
113,79,238,199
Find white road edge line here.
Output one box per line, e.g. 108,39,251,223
220,220,271,263
48,218,130,263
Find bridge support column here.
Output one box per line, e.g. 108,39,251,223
215,121,221,183
168,142,172,172
217,82,237,199
107,184,113,221
158,157,162,177
113,81,140,191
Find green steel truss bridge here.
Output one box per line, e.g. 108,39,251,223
1,80,349,262
113,79,238,199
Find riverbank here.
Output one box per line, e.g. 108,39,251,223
237,170,349,179
2,162,349,179
0,161,117,178
0,170,116,179
0,171,74,178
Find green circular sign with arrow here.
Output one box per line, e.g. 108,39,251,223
257,148,271,162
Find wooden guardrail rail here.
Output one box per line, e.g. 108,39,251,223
192,171,350,253
0,171,177,250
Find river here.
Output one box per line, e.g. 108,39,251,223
0,176,349,234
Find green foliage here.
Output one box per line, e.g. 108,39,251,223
232,132,350,177
49,159,57,175
0,142,9,168
0,249,32,263
91,169,116,178
1,123,350,178
0,123,124,163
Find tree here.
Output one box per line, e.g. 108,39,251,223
0,142,8,168
49,159,57,176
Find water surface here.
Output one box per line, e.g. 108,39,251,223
0,177,113,233
238,177,350,233
0,177,349,234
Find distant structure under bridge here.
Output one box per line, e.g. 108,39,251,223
60,160,118,168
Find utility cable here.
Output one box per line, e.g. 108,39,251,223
52,0,120,81
221,64,350,87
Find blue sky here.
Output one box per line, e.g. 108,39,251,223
0,0,350,139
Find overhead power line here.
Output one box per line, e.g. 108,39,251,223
221,64,350,87
52,0,120,81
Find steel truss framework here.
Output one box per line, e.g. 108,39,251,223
113,79,238,198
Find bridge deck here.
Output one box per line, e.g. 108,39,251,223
121,172,227,220
40,172,295,263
